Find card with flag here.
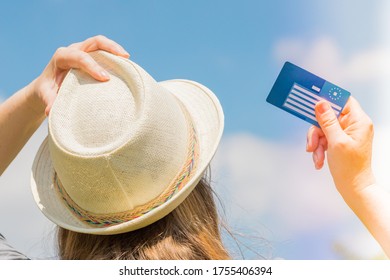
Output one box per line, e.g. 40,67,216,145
266,62,351,127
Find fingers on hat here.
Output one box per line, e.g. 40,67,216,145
54,47,110,81
71,35,130,58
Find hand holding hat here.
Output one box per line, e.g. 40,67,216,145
32,35,130,116
0,35,130,175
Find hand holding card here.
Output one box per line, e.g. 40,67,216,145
266,62,351,127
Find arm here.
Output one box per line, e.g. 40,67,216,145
0,82,46,174
0,35,129,175
306,97,390,257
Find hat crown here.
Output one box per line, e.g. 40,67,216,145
51,64,142,156
49,51,190,215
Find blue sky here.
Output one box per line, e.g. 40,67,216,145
1,0,389,259
1,0,384,139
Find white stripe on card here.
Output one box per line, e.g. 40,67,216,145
283,103,317,122
285,98,315,116
290,89,318,104
288,94,316,110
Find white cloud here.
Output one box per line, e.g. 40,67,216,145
381,1,390,46
274,37,343,83
273,37,390,85
212,134,348,234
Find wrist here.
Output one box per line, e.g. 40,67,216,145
24,78,47,118
336,167,377,199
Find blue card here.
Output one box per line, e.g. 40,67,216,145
266,62,351,127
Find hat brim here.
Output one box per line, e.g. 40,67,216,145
31,79,224,235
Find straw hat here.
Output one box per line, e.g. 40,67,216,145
31,51,224,235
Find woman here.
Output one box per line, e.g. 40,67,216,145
0,35,229,259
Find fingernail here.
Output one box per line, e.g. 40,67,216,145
100,71,110,79
117,46,129,56
316,101,331,114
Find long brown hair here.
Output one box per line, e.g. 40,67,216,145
57,177,230,259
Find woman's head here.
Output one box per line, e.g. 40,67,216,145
31,51,224,235
31,51,226,258
57,177,230,260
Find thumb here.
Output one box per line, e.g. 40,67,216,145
315,100,345,141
